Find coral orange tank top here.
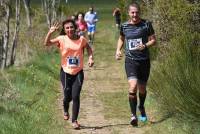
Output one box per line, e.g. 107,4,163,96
56,35,87,75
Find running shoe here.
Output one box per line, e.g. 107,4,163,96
63,112,69,120
130,115,138,126
138,106,147,122
138,116,147,122
72,121,80,130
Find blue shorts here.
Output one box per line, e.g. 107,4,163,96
87,25,96,33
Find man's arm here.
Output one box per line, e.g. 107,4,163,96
137,34,156,51
94,12,98,23
146,34,156,48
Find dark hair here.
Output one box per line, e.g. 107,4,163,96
89,6,94,12
128,2,140,12
77,12,85,18
60,19,77,35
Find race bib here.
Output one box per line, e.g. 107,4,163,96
67,57,80,68
128,38,142,50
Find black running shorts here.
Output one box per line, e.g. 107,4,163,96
125,57,150,84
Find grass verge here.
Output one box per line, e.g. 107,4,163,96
0,52,67,134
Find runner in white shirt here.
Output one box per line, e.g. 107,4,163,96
84,6,98,45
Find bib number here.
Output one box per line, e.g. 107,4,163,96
67,57,80,68
128,38,142,50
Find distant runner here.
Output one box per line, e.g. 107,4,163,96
115,2,156,126
76,12,88,37
84,6,98,45
44,19,94,129
112,7,121,29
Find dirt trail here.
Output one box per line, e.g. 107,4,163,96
57,64,152,134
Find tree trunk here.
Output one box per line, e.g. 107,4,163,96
43,0,61,27
0,35,3,65
57,0,61,20
10,0,20,66
44,0,51,27
52,0,56,23
41,0,45,11
23,0,31,28
1,1,10,70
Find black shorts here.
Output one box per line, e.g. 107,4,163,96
125,57,150,84
115,18,121,25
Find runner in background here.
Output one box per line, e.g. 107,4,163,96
71,12,78,21
44,19,94,129
84,6,98,46
76,12,88,37
112,7,121,29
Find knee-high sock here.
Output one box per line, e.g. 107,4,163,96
139,91,147,109
129,92,137,116
139,91,147,117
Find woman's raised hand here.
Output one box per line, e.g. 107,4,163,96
49,22,60,34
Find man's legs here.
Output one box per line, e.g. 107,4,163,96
128,79,137,116
125,58,139,126
128,79,138,126
138,83,147,119
87,32,94,46
137,59,150,121
88,26,96,46
88,32,92,42
87,26,92,45
90,32,95,45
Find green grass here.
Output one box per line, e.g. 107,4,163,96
147,1,200,133
0,52,67,134
99,90,129,120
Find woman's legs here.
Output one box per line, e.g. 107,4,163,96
60,68,72,115
60,69,84,128
71,70,84,123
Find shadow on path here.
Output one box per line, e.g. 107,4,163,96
80,123,130,130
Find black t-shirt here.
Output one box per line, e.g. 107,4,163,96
114,10,121,20
120,19,155,60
